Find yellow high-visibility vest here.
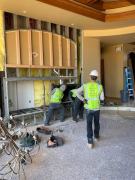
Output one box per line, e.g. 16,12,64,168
70,89,76,98
83,82,103,110
50,88,63,103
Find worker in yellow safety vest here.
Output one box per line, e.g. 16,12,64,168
68,89,84,123
75,70,104,148
45,84,66,126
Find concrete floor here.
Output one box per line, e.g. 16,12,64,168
1,110,135,180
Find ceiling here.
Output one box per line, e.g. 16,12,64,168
0,0,135,30
0,0,135,47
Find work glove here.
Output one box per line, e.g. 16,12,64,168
50,83,54,88
83,99,88,104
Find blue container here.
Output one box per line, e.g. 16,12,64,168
120,90,129,102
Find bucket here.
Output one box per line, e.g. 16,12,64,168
120,90,129,103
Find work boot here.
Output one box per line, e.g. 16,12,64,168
78,118,83,121
70,119,77,123
94,136,99,142
87,143,93,149
44,122,49,126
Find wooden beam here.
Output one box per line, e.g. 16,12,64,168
103,0,133,10
87,0,97,4
74,0,104,11
105,10,135,22
127,0,135,4
37,0,105,22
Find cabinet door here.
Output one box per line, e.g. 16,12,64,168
70,41,76,67
62,37,70,67
20,30,32,65
31,30,43,66
53,34,62,67
43,32,53,66
5,30,20,65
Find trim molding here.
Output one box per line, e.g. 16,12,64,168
37,0,105,22
37,0,135,22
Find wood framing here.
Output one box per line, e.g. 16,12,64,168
53,34,62,66
31,30,43,66
62,37,70,67
70,41,76,68
53,66,77,69
19,30,32,65
5,30,20,65
42,32,53,66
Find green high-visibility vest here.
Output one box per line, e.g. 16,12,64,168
70,89,76,98
83,82,103,110
50,88,64,103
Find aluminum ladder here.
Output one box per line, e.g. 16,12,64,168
124,67,134,100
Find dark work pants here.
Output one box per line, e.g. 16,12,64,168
73,97,84,121
45,103,65,125
85,109,100,144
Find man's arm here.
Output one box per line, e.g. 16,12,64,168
68,91,74,104
100,89,104,101
75,86,84,101
50,87,56,95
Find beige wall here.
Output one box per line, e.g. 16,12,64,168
82,35,100,84
101,44,123,98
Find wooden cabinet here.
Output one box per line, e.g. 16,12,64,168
5,30,20,65
53,34,62,67
31,30,43,66
43,32,53,67
5,30,76,69
20,30,32,66
62,37,70,67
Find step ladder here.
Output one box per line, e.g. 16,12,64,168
124,67,134,100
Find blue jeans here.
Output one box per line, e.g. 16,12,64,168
85,109,100,143
45,103,65,125
73,97,84,121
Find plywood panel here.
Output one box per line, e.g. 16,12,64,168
20,30,32,65
43,32,53,66
5,30,20,65
62,37,70,67
53,34,62,66
70,41,76,67
32,30,43,65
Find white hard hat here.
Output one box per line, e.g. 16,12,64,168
90,70,98,77
60,85,66,91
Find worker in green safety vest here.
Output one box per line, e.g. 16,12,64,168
68,89,84,123
45,84,67,126
75,70,104,149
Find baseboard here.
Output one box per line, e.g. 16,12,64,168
100,106,135,111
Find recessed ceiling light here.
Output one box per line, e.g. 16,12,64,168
22,10,26,13
71,23,74,26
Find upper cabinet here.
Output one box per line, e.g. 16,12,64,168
5,30,20,66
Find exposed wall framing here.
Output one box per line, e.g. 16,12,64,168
2,12,81,122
